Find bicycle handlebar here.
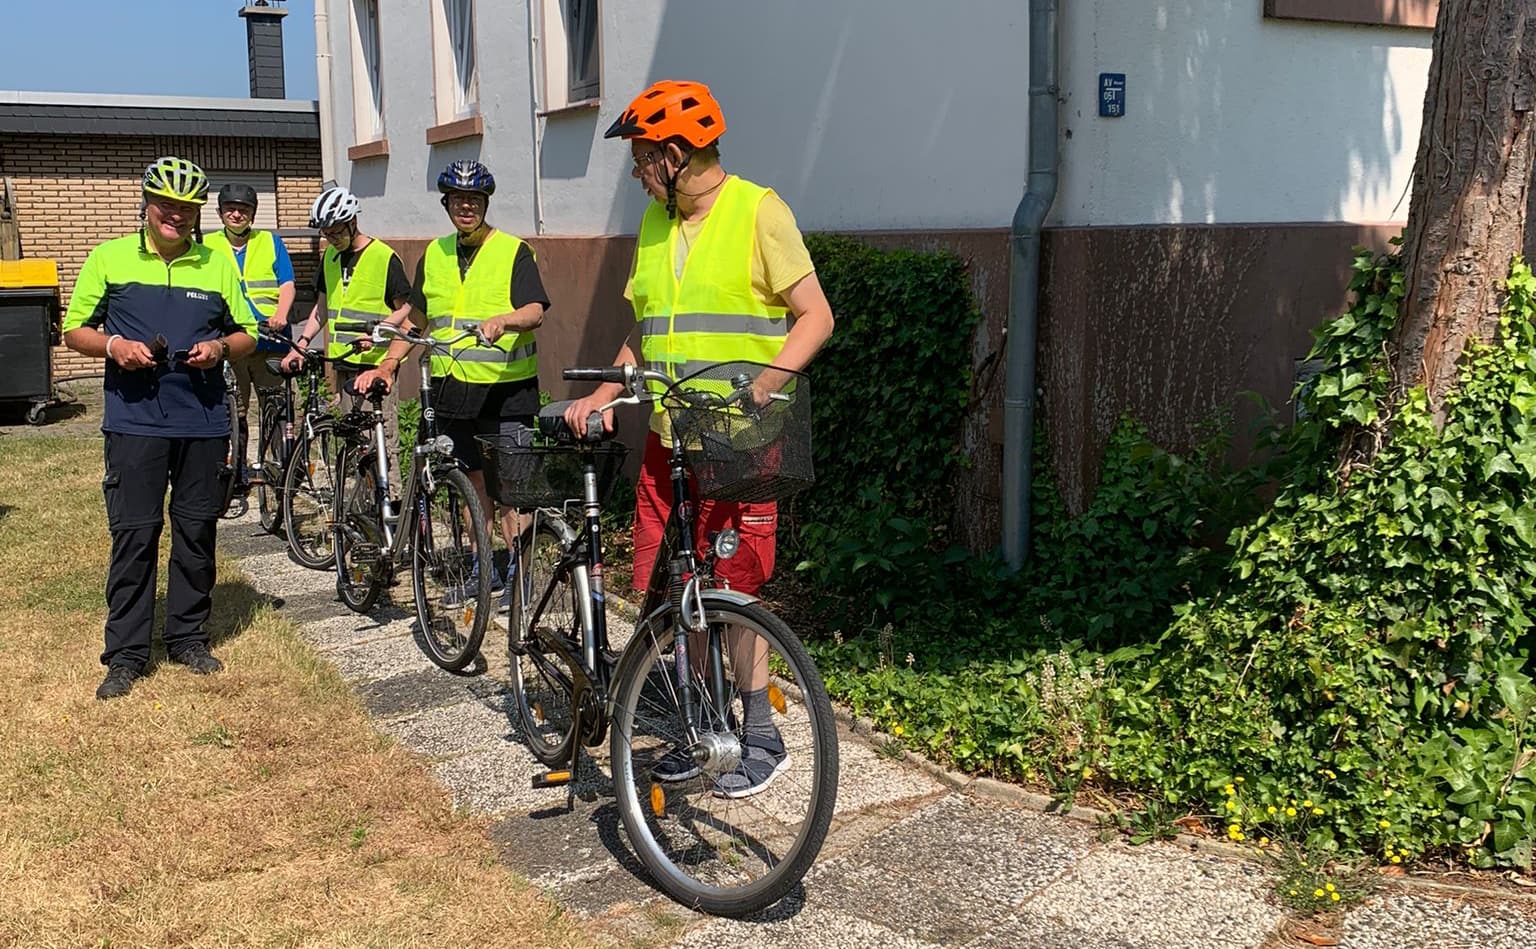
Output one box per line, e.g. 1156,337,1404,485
563,366,629,384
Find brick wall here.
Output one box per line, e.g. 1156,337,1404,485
0,133,322,381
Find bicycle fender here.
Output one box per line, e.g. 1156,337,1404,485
699,588,761,610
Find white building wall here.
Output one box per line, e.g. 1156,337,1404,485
1054,2,1432,227
326,0,1032,237
322,1,1433,237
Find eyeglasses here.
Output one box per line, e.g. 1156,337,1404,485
320,224,351,238
632,150,666,171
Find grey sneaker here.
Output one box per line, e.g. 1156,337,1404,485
170,643,224,675
712,730,790,799
96,665,139,700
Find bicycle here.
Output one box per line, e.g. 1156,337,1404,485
279,337,366,571
484,360,837,917
327,320,498,672
244,328,306,535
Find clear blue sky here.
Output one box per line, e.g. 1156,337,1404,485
0,1,318,101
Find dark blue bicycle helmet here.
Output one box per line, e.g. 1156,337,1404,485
436,159,495,197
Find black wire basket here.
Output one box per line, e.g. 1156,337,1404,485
478,433,630,509
664,361,814,503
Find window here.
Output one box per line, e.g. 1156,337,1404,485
540,0,600,112
432,0,479,122
200,173,279,234
1263,0,1436,29
351,0,385,143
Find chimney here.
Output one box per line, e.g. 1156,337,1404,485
239,1,289,99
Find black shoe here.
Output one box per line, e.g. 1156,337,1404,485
170,643,224,675
96,665,139,700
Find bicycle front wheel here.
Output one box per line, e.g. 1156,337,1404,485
333,445,385,614
411,465,492,671
256,397,286,535
508,512,585,767
609,600,839,917
282,419,339,570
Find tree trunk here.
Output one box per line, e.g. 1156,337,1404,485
1392,1,1536,418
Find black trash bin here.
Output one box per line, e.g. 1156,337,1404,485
0,260,62,425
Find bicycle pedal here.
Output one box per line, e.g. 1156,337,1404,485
532,770,572,789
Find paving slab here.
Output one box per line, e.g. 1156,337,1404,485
808,793,1096,945
322,624,435,682
674,902,939,948
357,667,498,718
1001,841,1284,949
1339,892,1536,949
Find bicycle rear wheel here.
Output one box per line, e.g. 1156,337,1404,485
333,445,385,614
283,419,339,570
609,600,839,916
411,465,492,671
256,396,286,535
508,513,585,767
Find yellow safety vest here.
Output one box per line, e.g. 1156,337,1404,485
421,230,538,384
630,175,789,414
323,238,396,365
205,229,280,319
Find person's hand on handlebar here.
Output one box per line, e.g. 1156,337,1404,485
477,316,513,344
563,394,614,438
352,356,399,396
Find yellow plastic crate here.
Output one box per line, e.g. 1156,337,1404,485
0,259,60,290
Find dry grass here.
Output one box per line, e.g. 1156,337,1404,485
0,437,597,948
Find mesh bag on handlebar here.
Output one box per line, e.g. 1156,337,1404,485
663,361,814,503
478,430,630,509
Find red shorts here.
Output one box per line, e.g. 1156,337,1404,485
632,430,777,594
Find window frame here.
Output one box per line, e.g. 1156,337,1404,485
350,0,386,145
431,0,480,124
539,0,602,114
1262,0,1437,29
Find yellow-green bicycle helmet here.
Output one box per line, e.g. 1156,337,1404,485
142,156,209,205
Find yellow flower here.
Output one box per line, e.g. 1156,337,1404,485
1390,855,1402,864
1267,805,1278,815
1330,892,1341,902
1378,820,1391,829
1312,807,1325,816
1325,882,1336,892
892,724,904,737
1313,888,1325,898
1286,807,1298,817
1082,767,1094,779
1259,836,1270,846
1289,888,1298,896
1224,784,1236,796
1383,788,1393,798
1226,800,1237,811
1227,824,1243,840
1303,800,1314,808
1235,777,1245,784
1323,769,1336,779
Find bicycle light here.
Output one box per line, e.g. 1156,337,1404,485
432,434,456,455
713,528,740,560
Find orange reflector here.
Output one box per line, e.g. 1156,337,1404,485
463,606,474,626
532,702,544,724
768,684,787,715
546,770,570,783
650,783,666,817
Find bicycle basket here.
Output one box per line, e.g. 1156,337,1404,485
664,361,814,503
478,432,630,509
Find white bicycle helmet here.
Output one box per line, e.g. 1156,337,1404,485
309,186,360,228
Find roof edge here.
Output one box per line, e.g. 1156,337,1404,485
0,91,318,114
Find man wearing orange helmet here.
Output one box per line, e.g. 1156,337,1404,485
565,80,834,797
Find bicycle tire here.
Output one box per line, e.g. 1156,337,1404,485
608,600,838,916
333,445,386,614
256,396,286,535
508,513,586,767
410,465,493,671
282,419,339,570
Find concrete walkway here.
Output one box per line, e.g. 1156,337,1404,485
214,510,1536,949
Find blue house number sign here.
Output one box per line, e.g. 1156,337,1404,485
1099,73,1126,118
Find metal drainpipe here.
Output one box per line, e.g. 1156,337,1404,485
1002,0,1060,571
314,0,336,185
525,0,547,234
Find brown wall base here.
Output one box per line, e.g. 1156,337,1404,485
379,221,1399,550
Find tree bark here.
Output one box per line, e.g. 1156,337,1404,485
1393,1,1536,418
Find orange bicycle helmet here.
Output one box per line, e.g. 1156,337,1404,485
604,80,725,148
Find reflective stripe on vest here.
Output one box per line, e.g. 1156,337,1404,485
324,238,396,366
421,229,538,384
630,176,789,411
205,229,281,318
